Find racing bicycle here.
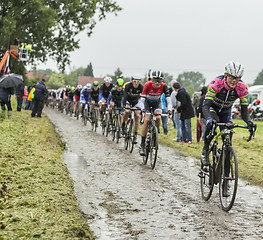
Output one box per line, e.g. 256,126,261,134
142,108,168,169
198,122,256,211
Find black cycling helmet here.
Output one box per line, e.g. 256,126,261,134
152,70,164,81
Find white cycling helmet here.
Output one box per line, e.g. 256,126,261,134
131,73,141,81
86,83,92,89
77,84,82,89
225,61,244,78
152,70,164,80
104,76,112,83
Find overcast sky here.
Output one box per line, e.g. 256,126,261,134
36,0,263,84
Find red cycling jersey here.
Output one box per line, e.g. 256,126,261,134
141,81,170,102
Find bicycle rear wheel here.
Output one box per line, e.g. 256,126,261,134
150,127,158,169
200,146,215,201
219,146,238,212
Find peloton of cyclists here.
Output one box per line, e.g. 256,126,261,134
121,74,144,142
136,70,172,156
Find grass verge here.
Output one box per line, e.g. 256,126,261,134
0,109,95,239
158,117,263,187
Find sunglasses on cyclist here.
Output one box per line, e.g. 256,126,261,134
152,78,162,83
132,80,140,83
227,74,240,80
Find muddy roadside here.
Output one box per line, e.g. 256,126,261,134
44,108,263,240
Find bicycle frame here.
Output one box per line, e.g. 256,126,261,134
209,126,233,184
199,122,255,211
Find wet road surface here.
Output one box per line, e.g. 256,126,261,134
44,108,263,239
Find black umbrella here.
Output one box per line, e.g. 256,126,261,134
0,74,24,88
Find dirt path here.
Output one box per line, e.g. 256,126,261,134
44,108,263,240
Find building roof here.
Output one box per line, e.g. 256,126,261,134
25,72,50,81
78,76,104,86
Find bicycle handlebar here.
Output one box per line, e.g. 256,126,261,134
215,122,256,142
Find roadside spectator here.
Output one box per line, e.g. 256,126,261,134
192,93,200,117
173,82,195,144
0,87,14,119
16,82,24,112
170,85,182,142
197,86,207,141
22,86,28,109
161,93,168,135
25,84,35,110
31,79,48,118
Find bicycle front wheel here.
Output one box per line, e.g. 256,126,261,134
128,119,135,153
116,117,120,143
143,132,151,165
83,109,88,126
111,118,116,141
69,103,73,117
219,146,238,212
124,120,130,150
150,127,158,169
76,103,80,120
94,110,98,132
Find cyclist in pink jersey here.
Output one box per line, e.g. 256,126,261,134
201,61,257,196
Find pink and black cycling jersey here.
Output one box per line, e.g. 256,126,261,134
141,81,170,102
205,75,249,109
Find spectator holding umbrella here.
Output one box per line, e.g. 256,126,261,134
0,73,24,119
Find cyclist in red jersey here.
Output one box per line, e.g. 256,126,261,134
136,70,172,156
